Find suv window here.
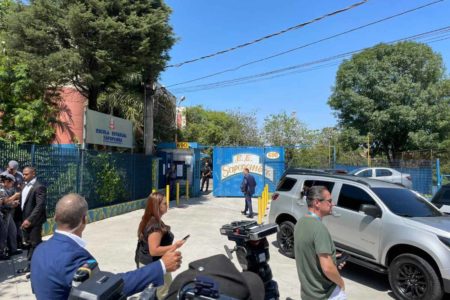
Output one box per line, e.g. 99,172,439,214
276,177,297,191
372,188,442,217
376,169,392,177
337,184,377,211
357,169,372,177
302,180,335,198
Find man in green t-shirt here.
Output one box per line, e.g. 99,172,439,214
294,186,347,300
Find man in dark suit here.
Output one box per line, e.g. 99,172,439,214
31,193,182,299
18,166,46,274
240,168,257,218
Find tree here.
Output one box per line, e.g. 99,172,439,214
262,112,310,147
329,42,450,163
0,55,61,143
262,112,312,164
181,106,262,146
6,0,175,110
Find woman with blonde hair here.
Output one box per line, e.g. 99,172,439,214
136,192,184,299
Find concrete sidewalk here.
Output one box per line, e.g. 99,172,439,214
0,193,394,299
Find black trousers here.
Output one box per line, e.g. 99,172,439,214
23,223,43,262
201,177,209,191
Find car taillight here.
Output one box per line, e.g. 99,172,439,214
272,193,279,201
406,176,412,181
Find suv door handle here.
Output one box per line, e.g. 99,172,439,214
332,211,341,217
296,199,306,206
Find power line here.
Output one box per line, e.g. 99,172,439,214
167,0,445,88
167,0,369,68
171,26,450,93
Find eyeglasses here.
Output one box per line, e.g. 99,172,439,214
321,198,333,203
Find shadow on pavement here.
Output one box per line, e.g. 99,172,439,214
0,252,29,283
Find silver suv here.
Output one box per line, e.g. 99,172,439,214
268,169,450,300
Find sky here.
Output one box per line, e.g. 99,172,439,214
160,0,450,130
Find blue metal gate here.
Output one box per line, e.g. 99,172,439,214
213,146,285,197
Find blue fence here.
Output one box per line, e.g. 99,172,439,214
335,164,433,195
0,142,154,216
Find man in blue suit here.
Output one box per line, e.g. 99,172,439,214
240,168,257,218
31,193,182,300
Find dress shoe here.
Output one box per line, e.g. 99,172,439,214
16,266,30,274
247,214,254,219
10,249,23,256
241,210,248,215
0,253,10,260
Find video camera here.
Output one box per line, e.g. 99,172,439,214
69,221,279,300
220,221,279,300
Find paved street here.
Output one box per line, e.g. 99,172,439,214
1,193,397,299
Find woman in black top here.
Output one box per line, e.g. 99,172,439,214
137,192,184,299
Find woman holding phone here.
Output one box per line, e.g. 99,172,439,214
136,192,185,299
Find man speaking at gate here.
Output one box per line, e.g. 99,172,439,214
30,193,182,300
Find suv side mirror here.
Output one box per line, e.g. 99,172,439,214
360,204,382,218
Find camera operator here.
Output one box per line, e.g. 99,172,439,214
30,193,182,300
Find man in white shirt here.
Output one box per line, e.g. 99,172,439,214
17,166,47,274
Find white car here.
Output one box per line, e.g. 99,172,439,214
349,167,413,189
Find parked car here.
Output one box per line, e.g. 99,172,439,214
269,169,450,300
431,184,450,214
349,167,413,189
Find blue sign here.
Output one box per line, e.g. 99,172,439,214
213,147,285,197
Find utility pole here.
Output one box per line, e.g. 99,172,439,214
144,81,155,155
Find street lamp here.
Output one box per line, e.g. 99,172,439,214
174,96,186,144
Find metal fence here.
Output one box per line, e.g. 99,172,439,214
0,141,154,217
335,163,434,195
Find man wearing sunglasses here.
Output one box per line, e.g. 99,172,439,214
294,185,347,300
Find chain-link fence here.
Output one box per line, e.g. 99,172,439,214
0,141,154,217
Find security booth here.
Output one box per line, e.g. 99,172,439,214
156,142,202,198
213,146,285,197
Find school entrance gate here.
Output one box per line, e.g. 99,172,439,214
212,147,285,197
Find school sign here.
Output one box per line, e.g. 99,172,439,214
85,109,134,148
213,146,285,197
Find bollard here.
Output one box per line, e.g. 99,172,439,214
258,197,262,224
176,182,180,206
186,180,189,200
166,185,170,207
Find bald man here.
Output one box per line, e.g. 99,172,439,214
31,193,182,300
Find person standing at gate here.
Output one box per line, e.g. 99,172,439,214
167,165,177,200
200,162,212,192
240,168,256,218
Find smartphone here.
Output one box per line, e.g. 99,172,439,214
336,252,349,265
182,234,190,241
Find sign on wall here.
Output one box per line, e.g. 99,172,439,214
213,146,285,197
85,109,134,148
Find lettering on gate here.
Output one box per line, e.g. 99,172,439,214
221,153,274,181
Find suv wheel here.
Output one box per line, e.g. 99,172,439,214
277,220,295,258
389,253,443,300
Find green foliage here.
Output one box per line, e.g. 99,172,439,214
91,153,128,203
6,0,175,109
329,42,450,163
181,106,262,146
262,112,313,164
0,55,56,143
